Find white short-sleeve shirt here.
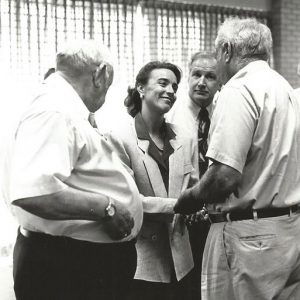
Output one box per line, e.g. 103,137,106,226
207,61,300,211
6,74,143,243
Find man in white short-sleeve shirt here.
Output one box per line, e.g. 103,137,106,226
5,40,143,300
175,19,300,300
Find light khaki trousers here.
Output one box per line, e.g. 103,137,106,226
202,212,300,300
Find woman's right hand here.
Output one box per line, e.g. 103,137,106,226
184,207,209,227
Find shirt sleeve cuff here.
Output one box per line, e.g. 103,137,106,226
207,148,244,174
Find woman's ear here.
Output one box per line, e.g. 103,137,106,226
93,63,107,88
137,84,144,98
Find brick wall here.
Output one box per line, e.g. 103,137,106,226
271,0,300,88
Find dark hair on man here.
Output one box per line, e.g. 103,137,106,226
124,61,181,117
188,51,216,71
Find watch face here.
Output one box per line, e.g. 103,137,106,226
107,205,116,217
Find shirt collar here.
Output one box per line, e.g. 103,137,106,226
227,60,269,85
135,112,176,141
44,73,90,121
186,97,214,121
135,113,175,172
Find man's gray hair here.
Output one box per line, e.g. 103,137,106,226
56,39,113,75
188,51,216,71
215,18,272,61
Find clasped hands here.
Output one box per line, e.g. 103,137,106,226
102,183,206,240
183,207,209,227
174,185,210,225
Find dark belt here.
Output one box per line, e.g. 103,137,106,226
209,205,300,223
20,227,72,241
19,228,137,245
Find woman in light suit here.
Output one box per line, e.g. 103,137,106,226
105,61,198,300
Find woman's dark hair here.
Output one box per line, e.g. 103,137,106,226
124,61,182,117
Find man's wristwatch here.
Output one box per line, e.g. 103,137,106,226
104,198,116,218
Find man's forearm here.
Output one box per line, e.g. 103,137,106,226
198,163,240,204
12,187,110,221
174,162,241,214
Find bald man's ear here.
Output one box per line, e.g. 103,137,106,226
93,63,107,88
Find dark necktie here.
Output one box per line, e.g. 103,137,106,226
198,108,210,177
88,113,98,129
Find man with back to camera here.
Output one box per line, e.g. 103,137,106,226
175,18,300,300
168,51,221,299
5,40,143,300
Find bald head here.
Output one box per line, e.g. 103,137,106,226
56,39,113,77
55,40,114,112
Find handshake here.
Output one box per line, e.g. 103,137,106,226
174,183,203,214
174,184,210,226
184,207,210,227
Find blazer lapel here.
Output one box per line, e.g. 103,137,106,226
137,139,168,197
168,139,184,198
168,139,187,236
137,139,149,153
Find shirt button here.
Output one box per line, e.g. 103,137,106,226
151,234,157,241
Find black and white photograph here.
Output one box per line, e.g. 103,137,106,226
1,0,300,299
